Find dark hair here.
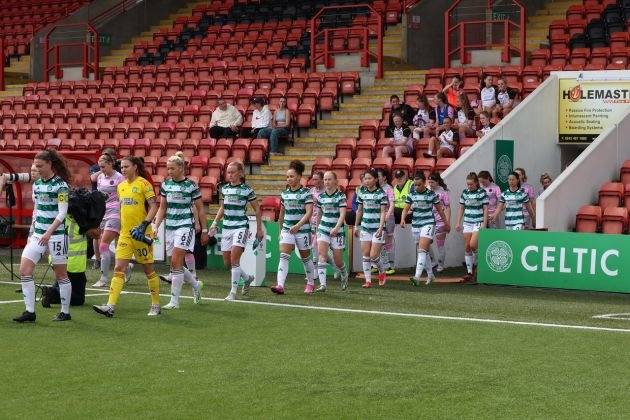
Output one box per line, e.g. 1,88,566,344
413,171,426,181
478,170,494,183
376,168,390,183
436,92,447,105
428,171,448,191
311,170,324,181
99,153,116,165
458,92,472,115
452,75,462,82
102,147,117,158
391,112,403,120
394,169,406,179
121,155,150,180
466,171,479,188
364,168,380,187
390,94,400,101
35,149,72,184
480,72,493,90
289,160,305,176
479,111,491,124
509,171,521,188
514,167,527,181
418,94,430,110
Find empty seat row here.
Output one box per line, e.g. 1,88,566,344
311,156,455,181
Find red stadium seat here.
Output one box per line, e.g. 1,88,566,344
312,156,333,174
601,207,627,234
598,182,624,211
335,138,356,159
331,157,352,180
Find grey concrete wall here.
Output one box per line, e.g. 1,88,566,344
31,0,193,81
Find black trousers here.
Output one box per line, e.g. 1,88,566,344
209,126,238,139
48,272,87,306
394,207,412,224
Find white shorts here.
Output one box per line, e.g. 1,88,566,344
221,227,248,252
317,231,345,250
280,230,311,251
412,225,435,240
463,222,482,233
100,217,121,233
166,227,196,256
506,224,524,231
22,234,67,265
359,229,385,244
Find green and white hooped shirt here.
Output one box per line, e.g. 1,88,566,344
160,177,201,231
406,187,440,228
280,186,313,234
459,187,489,224
33,175,69,236
220,183,256,230
357,186,388,233
499,187,529,227
316,189,346,236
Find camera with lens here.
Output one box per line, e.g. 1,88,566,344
2,173,31,184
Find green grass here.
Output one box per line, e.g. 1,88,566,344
1,263,630,419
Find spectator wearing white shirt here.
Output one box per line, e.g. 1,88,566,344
476,111,495,139
209,99,243,139
493,78,517,119
257,97,291,155
425,117,457,159
250,97,272,138
382,114,412,160
478,73,498,113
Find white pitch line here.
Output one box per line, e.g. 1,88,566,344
2,281,630,333
592,313,630,320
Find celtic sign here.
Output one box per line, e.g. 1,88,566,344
494,140,514,191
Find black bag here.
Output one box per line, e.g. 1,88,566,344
68,188,106,234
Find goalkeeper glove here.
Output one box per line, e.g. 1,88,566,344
130,221,152,244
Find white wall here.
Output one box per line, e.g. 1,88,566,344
439,75,563,266
537,109,630,231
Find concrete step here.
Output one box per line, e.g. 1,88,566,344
303,129,356,137
318,120,365,127
293,136,340,144
284,147,335,156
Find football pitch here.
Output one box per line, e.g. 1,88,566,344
2,263,630,419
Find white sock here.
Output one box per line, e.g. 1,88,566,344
183,267,199,290
302,257,316,286
100,249,112,282
372,257,383,275
58,277,71,314
170,269,184,305
337,263,346,277
230,265,241,294
184,253,196,277
465,253,473,274
326,253,338,274
472,252,477,267
362,257,372,283
21,276,35,313
425,252,434,278
438,245,446,266
317,261,327,286
277,252,290,287
415,250,427,278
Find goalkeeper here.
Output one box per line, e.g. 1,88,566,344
93,156,160,318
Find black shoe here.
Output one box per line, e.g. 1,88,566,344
52,312,71,322
159,274,172,284
41,286,51,308
13,311,36,323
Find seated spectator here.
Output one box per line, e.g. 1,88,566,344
453,93,475,141
493,78,517,119
411,94,435,140
209,99,243,139
382,114,412,160
423,92,454,139
476,111,495,139
389,94,415,127
478,73,498,113
425,117,457,159
257,97,291,155
442,75,463,109
538,172,553,196
249,97,272,138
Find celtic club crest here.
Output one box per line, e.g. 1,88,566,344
486,240,513,273
497,154,512,185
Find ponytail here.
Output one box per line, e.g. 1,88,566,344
167,151,186,169
466,171,479,188
429,171,448,191
35,149,72,184
478,170,494,183
122,155,150,180
289,160,305,176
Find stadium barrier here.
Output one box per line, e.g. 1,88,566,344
477,229,630,293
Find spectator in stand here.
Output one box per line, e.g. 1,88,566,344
453,93,476,142
425,117,457,159
442,75,464,109
478,171,501,228
537,172,553,196
514,167,536,228
388,94,415,127
382,114,412,160
392,169,413,224
411,94,435,140
476,111,495,139
423,92,454,140
478,73,498,114
209,99,243,139
257,97,291,156
249,97,272,138
493,78,517,119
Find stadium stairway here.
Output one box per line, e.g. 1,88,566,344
99,0,209,68
510,0,583,54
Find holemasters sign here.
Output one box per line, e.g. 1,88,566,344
478,230,630,293
558,78,630,143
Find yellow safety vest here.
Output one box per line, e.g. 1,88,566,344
394,180,413,209
66,215,87,273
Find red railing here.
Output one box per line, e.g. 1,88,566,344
444,0,526,67
44,22,100,81
90,0,142,27
0,38,5,91
310,4,383,79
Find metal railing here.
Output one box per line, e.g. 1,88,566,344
44,22,100,81
310,4,383,78
0,38,4,91
444,0,526,67
90,0,144,27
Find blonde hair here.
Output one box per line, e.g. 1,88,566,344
167,151,186,168
227,160,246,183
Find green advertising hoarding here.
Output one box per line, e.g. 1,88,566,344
494,139,514,192
478,229,630,293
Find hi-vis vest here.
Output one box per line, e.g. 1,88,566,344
66,215,86,273
394,180,413,209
